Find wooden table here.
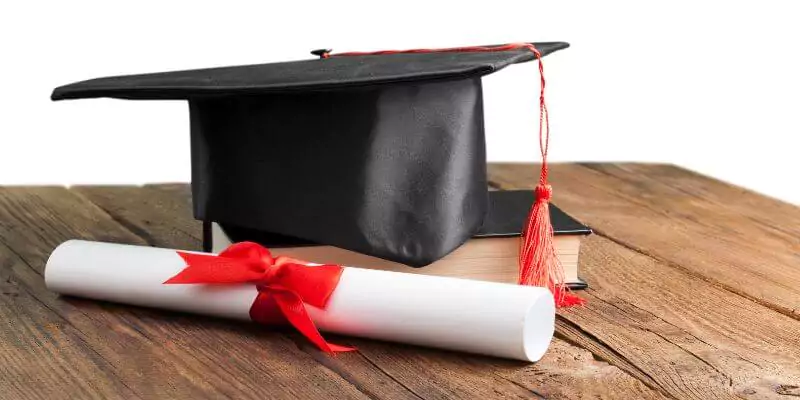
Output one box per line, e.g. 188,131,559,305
2,163,799,399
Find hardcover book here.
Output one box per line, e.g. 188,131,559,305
207,190,591,289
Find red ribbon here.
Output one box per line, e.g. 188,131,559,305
164,242,355,353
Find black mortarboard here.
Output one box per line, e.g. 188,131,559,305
51,42,569,268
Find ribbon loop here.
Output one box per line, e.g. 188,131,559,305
165,241,354,353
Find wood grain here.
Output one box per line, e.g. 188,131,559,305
1,244,137,400
489,163,800,318
350,337,666,400
73,184,201,250
9,162,791,399
0,187,371,399
489,163,800,399
70,183,665,399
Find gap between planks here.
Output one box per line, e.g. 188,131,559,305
592,226,800,322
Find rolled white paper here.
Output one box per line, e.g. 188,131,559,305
45,240,555,361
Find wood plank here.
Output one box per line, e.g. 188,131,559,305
74,183,667,399
1,244,138,400
596,164,800,237
489,163,800,399
350,337,667,400
0,186,372,399
73,184,201,250
489,163,800,318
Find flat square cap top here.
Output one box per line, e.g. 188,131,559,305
51,42,569,100
50,41,570,267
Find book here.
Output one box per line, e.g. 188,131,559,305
206,190,592,289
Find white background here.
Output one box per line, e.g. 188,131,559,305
1,1,798,204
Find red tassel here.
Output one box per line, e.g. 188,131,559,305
519,184,584,307
517,47,585,307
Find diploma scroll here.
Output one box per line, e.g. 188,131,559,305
45,240,555,361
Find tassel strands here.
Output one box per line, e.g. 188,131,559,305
517,46,584,307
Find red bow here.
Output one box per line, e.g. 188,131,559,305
164,242,354,353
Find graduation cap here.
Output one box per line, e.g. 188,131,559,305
52,42,582,306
